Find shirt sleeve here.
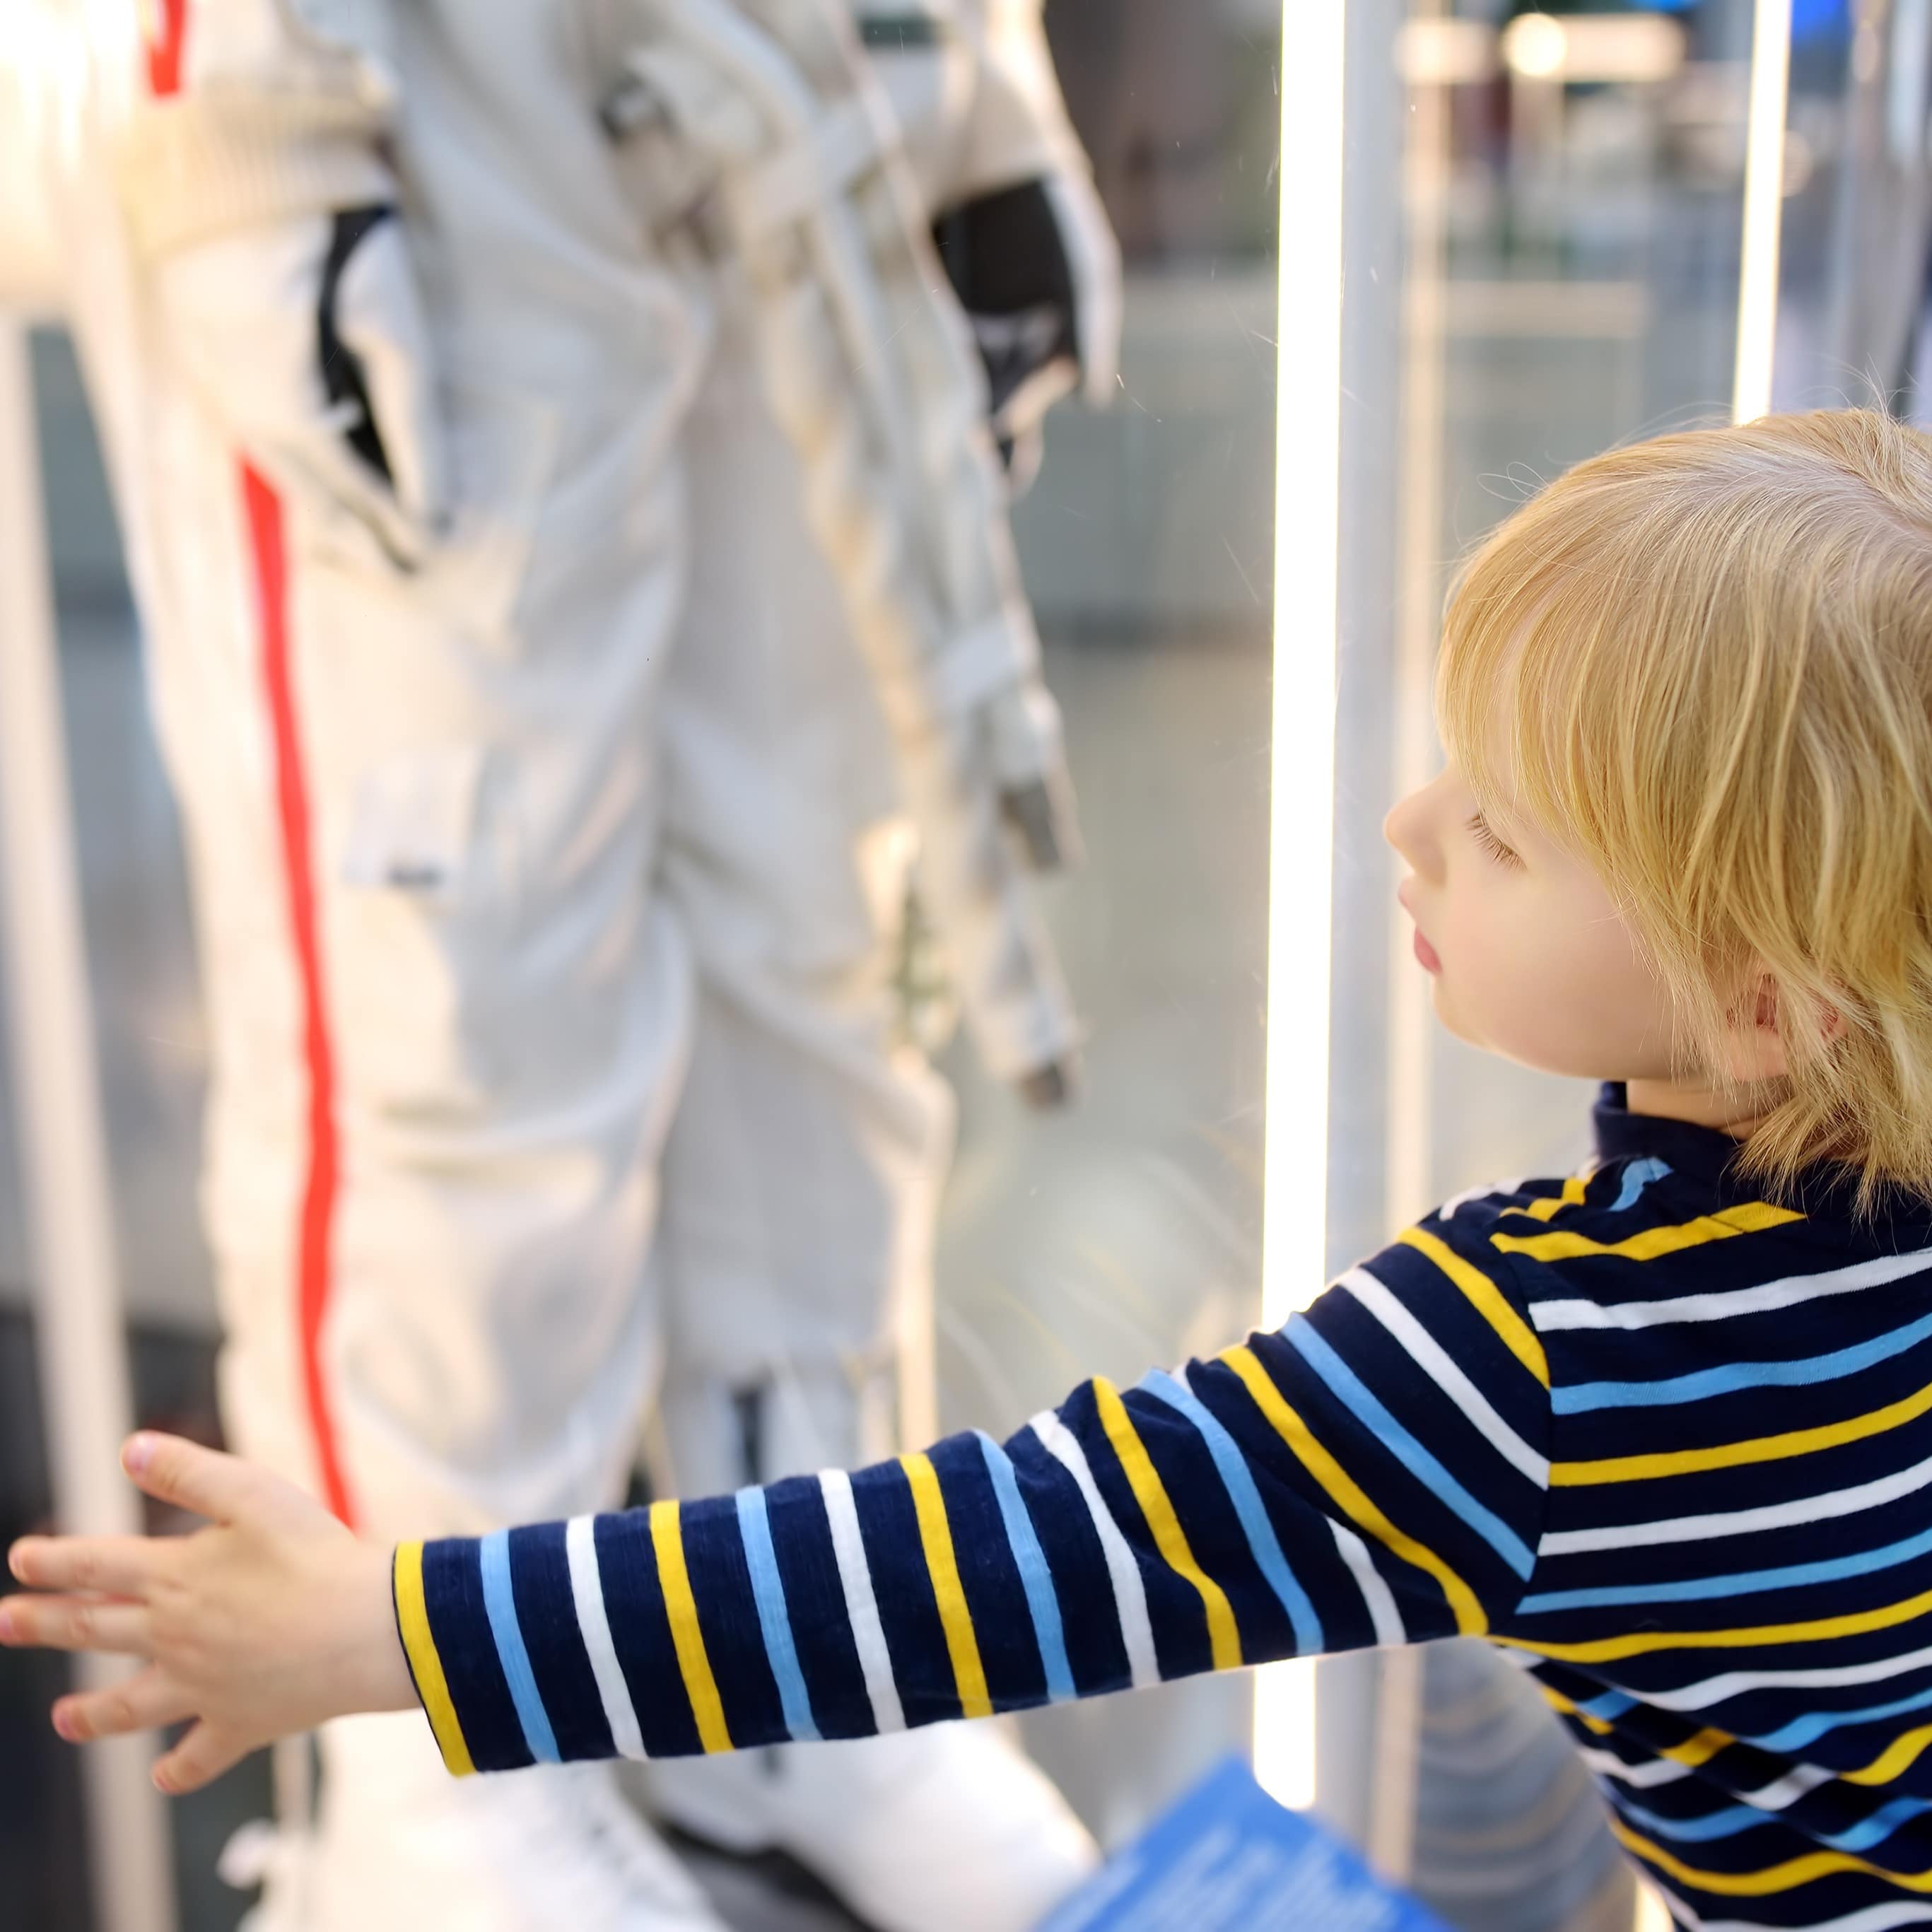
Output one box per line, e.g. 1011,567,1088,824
393,1190,1555,1774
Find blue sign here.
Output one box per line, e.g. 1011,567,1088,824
1036,1757,1453,1932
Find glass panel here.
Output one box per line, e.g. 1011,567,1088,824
1317,4,1858,1927
0,2,1290,1916
940,0,1281,1844
5,4,1907,1928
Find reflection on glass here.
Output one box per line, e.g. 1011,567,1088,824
1348,4,1863,1927
940,0,1284,1849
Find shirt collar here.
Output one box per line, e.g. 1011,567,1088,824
1591,1082,1747,1193
1591,1081,1920,1226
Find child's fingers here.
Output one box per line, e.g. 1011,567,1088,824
0,1593,151,1657
8,1533,160,1598
152,1719,250,1796
122,1432,263,1523
52,1665,195,1743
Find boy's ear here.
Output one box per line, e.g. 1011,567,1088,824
1774,975,1850,1051
1721,970,1846,1084
1726,975,1788,1084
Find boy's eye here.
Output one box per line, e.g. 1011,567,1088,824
1465,810,1523,869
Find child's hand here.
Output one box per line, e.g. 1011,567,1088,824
0,1433,416,1793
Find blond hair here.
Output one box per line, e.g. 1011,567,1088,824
1436,409,1932,1210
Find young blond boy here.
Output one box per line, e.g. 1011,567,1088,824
10,409,1932,1932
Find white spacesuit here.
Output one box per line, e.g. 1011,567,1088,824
0,2,1118,1927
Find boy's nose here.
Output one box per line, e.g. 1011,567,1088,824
1383,788,1427,867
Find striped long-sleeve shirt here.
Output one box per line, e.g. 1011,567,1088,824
394,1085,1932,1932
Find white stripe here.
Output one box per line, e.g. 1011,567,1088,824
1574,1746,1692,1789
564,1515,647,1761
817,1467,906,1733
1661,1883,1932,1932
1530,1245,1932,1334
1735,1762,1833,1810
1340,1265,1550,1485
1328,1517,1406,1646
1439,1176,1524,1220
1029,1409,1161,1691
1540,1447,1932,1556
1622,1639,1932,1714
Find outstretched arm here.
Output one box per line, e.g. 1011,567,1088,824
2,1432,411,1792
385,1220,1550,1773
5,1193,1553,1788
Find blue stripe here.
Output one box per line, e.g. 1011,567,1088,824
1285,1318,1537,1579
734,1487,821,1743
1579,1688,1637,1721
479,1530,558,1764
1612,1798,1779,1844
1752,1678,1932,1755
1555,1306,1932,1414
973,1433,1077,1704
1519,1523,1932,1615
1137,1369,1325,1651
1609,1158,1670,1212
1614,1793,1927,1854
1820,1795,1930,1853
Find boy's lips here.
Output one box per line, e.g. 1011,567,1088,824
1397,880,1442,975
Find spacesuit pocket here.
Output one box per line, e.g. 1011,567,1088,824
329,737,533,1108
410,377,561,655
299,372,559,655
339,742,493,903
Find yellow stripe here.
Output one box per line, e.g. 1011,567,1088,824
1663,1727,1731,1769
1846,1721,1932,1786
650,1501,733,1753
901,1453,993,1719
1552,1374,1932,1486
1612,1819,1932,1897
1508,1582,1932,1666
1398,1226,1549,1388
1093,1378,1243,1670
392,1542,475,1777
1219,1345,1488,1635
1491,1199,1801,1264
1537,1687,1613,1734
1831,1731,1932,1785
1501,1175,1591,1224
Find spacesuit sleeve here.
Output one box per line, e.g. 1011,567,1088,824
943,0,1120,404
112,0,397,258
0,17,69,311
392,1190,1552,1774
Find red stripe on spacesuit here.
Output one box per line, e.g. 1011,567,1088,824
144,0,190,98
241,462,356,1527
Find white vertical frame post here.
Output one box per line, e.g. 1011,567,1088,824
1735,0,1793,420
0,318,177,1932
1361,0,1460,1878
1254,0,1349,1813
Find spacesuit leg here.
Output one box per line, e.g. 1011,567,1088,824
139,263,730,1932
48,6,733,1924
643,266,1098,1932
